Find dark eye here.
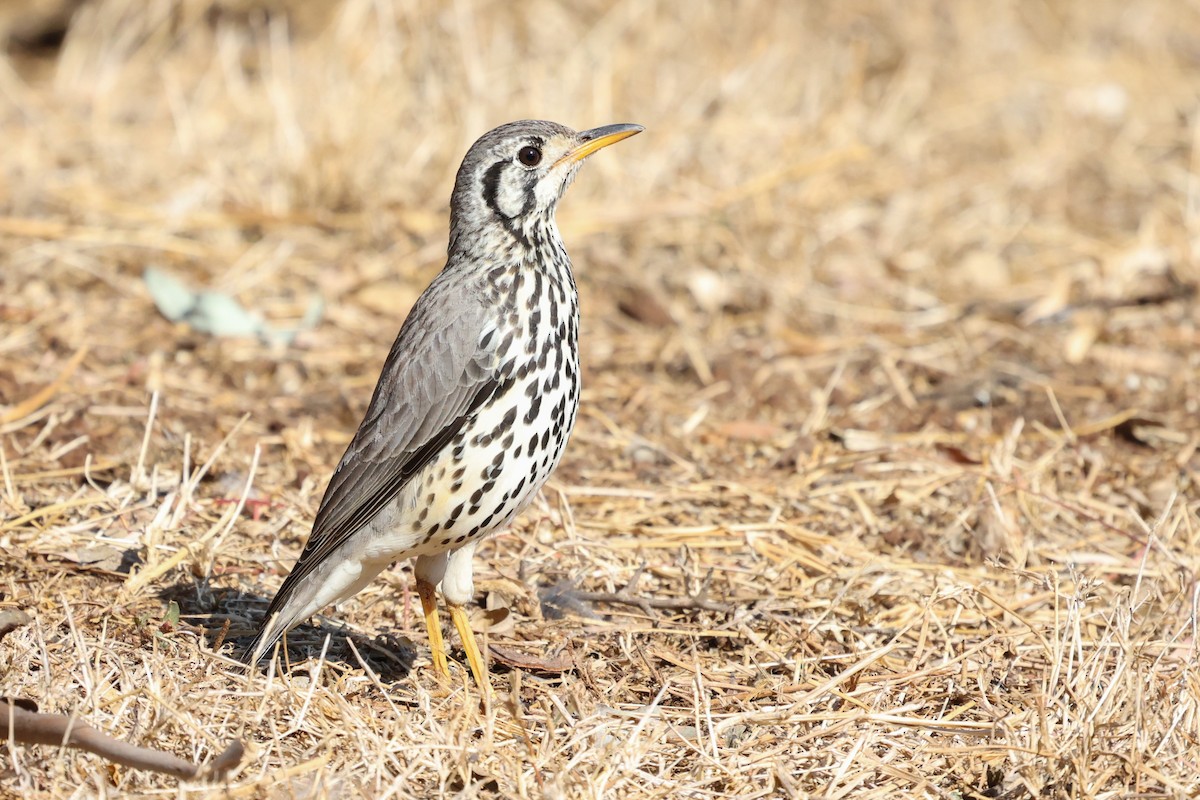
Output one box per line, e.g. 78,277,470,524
517,145,542,167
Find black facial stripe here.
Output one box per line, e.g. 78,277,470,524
482,161,536,220
480,158,539,248
481,161,506,219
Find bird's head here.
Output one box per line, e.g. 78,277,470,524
448,119,642,252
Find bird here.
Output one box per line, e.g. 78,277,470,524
246,119,643,689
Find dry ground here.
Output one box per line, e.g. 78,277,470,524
1,0,1199,797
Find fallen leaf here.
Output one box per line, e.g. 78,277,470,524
487,643,574,673
468,605,515,636
617,286,675,327
42,544,138,575
143,267,322,345
935,443,981,465
833,428,891,452
0,610,32,642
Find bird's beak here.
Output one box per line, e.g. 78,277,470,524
554,123,644,168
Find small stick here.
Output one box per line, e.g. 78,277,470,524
0,345,89,425
572,567,732,616
2,698,244,780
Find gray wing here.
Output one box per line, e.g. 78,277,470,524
258,279,499,625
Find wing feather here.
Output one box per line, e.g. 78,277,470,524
254,277,499,639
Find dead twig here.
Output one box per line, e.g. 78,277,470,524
566,566,733,618
1,698,245,780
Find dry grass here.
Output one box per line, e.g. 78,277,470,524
1,0,1199,797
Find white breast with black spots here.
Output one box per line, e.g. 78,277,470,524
402,260,580,556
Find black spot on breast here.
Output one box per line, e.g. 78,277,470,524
524,394,542,424
527,309,541,348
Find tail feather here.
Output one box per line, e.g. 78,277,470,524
245,554,390,666
245,612,288,665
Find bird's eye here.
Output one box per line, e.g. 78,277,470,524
517,145,543,167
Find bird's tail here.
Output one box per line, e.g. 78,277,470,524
244,571,317,666
244,555,391,666
244,613,287,666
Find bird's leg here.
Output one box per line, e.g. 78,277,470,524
416,577,450,677
440,541,489,693
449,603,489,693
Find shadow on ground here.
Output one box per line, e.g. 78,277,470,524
154,579,417,683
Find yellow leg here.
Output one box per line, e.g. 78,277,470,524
449,604,490,693
416,578,449,677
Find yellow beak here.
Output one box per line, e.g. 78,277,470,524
554,123,644,168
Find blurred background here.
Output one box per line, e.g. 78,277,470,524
2,0,1195,558
1,0,1198,796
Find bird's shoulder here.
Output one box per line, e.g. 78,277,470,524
350,269,499,461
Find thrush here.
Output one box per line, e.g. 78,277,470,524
247,119,643,688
